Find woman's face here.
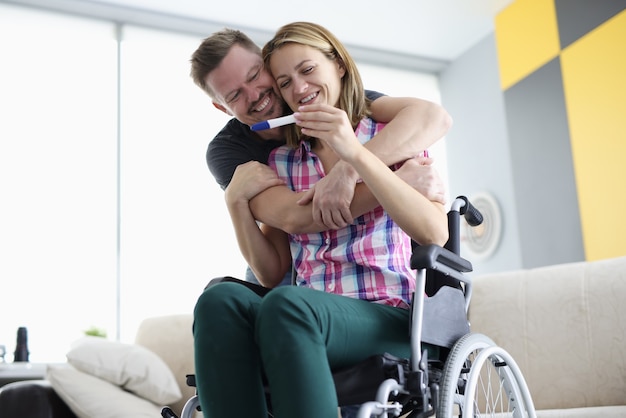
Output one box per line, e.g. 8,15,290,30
268,43,345,113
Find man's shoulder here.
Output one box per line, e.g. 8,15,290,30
206,119,254,190
210,118,253,148
365,89,385,101
208,118,284,152
205,118,286,189
207,119,256,170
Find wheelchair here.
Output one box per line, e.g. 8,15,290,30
162,196,536,418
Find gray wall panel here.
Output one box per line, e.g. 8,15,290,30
503,57,584,268
440,34,523,274
555,0,626,49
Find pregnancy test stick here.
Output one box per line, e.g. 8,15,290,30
251,114,296,131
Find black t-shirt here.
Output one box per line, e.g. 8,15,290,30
206,90,384,190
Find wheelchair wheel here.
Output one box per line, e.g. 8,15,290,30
438,333,536,418
179,395,200,418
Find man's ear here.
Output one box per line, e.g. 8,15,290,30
212,101,232,116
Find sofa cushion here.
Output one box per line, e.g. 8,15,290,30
134,314,196,416
66,337,181,405
47,364,162,418
469,256,626,411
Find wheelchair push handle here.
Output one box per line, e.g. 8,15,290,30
445,196,483,255
457,195,483,227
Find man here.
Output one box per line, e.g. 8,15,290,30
191,29,450,239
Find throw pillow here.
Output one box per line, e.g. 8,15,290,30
66,337,181,405
47,364,163,418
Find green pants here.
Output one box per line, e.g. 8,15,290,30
193,281,419,418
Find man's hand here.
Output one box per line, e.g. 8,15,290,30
225,161,285,205
395,156,446,204
296,161,359,229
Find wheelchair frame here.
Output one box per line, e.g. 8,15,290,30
162,196,536,418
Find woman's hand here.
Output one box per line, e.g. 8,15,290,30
295,103,363,163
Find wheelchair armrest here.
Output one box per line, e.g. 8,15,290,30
410,244,473,283
410,244,474,351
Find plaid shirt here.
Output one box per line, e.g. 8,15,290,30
269,117,415,308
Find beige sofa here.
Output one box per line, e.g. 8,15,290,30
469,255,626,417
3,257,624,418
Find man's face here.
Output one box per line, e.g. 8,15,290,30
206,44,285,134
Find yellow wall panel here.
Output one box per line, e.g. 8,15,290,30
561,11,626,260
496,0,561,90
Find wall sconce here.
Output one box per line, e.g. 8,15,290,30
461,192,502,261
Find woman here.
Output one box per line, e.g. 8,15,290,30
193,22,448,418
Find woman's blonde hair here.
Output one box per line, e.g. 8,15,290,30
262,22,371,148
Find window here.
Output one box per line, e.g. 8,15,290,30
0,6,243,361
116,26,242,341
0,4,444,362
0,5,118,361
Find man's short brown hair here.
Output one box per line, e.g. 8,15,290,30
190,29,261,99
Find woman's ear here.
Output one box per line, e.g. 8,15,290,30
336,58,347,79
